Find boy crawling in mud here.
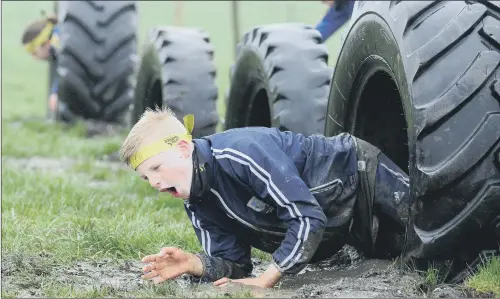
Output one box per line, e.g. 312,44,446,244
119,107,410,289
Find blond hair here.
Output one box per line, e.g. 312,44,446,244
120,106,187,165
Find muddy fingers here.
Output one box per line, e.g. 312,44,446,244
141,270,158,280
141,255,157,263
143,262,168,273
214,277,232,287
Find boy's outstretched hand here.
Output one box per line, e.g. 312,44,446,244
141,247,203,284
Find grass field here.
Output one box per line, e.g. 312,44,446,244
1,1,344,297
1,1,499,298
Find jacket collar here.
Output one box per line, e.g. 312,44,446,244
188,138,214,202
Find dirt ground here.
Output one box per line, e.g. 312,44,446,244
1,244,470,298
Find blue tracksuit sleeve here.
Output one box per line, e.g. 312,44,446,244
315,1,355,41
184,203,253,281
214,140,328,275
49,26,60,95
51,77,58,94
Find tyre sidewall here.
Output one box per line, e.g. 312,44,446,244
325,10,416,184
326,12,412,138
325,10,421,257
131,42,162,126
225,48,276,130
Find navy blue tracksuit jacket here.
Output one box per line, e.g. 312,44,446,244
185,127,409,281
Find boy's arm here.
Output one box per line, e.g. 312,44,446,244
315,0,355,41
184,203,253,282
213,139,328,279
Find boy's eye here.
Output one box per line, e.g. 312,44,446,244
141,175,148,181
152,165,160,171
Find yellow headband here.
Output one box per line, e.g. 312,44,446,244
25,22,54,54
129,114,195,170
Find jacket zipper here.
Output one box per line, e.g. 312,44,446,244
210,188,286,236
309,178,342,194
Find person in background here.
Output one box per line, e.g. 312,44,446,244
21,15,61,116
315,0,355,42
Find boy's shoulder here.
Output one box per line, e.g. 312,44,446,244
205,126,286,151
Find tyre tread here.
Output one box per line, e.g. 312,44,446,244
411,3,487,81
401,1,500,192
139,26,219,137
227,23,333,135
57,0,137,122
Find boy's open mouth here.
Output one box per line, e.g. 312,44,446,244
160,187,179,197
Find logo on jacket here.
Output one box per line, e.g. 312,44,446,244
247,197,274,214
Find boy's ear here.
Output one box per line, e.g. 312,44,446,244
177,140,193,158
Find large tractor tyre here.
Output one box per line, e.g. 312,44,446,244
224,24,333,136
132,27,219,137
325,0,500,266
56,1,138,124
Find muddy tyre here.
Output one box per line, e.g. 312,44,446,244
325,1,500,264
224,24,332,136
56,1,137,123
131,27,219,137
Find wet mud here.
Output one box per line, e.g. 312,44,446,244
2,253,143,298
3,246,469,298
274,245,424,298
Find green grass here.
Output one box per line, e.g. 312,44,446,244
3,1,498,298
466,257,500,297
1,1,344,297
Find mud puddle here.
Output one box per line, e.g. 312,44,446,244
278,259,420,298
2,246,470,298
1,252,261,298
271,245,420,298
2,253,147,297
